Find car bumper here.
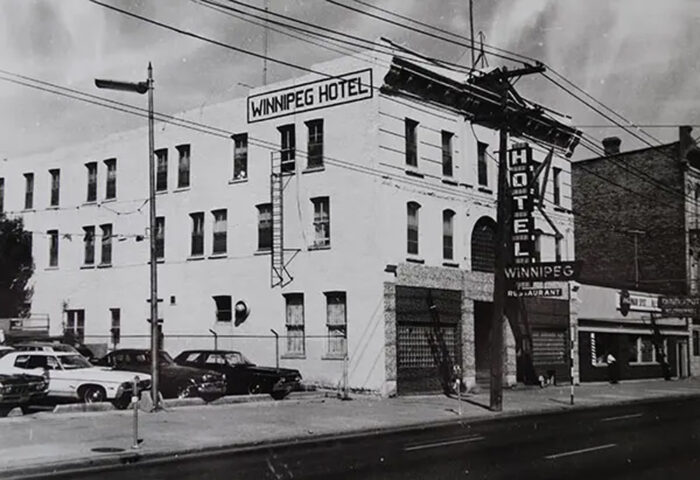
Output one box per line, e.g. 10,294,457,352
272,377,302,393
196,380,227,396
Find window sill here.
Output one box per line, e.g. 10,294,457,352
47,205,59,210
102,197,117,203
460,183,473,189
441,178,459,186
281,170,296,177
45,266,59,271
83,201,97,206
406,257,425,264
98,263,112,269
173,186,190,193
303,166,325,174
229,177,248,185
208,253,228,260
553,206,569,213
187,255,205,261
155,190,168,195
405,169,424,179
254,249,271,256
149,259,165,264
21,208,35,213
477,187,493,194
281,353,306,360
442,261,459,268
322,354,347,361
80,265,96,270
308,244,331,251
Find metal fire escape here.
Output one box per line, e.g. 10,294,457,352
270,151,295,287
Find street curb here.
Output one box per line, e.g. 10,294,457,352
44,391,325,415
3,390,700,480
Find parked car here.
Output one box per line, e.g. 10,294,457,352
174,350,302,400
0,371,48,417
93,349,226,402
0,346,14,358
13,342,80,354
0,351,150,409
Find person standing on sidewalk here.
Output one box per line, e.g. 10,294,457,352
606,352,618,384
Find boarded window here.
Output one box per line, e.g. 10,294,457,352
326,291,347,356
285,293,305,355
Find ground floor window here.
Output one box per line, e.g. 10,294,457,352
284,293,305,356
65,309,85,344
628,335,666,364
325,291,346,356
590,332,615,366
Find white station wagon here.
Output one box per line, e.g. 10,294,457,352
0,351,150,409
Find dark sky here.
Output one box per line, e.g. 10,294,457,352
2,0,699,159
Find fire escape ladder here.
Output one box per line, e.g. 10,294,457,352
270,152,292,288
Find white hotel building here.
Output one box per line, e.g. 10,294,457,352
0,41,580,395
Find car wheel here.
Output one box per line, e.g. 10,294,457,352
80,385,106,404
200,393,223,403
270,390,290,400
20,405,36,415
111,396,131,410
248,383,262,395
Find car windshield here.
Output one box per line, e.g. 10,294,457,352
223,352,253,365
123,351,174,365
58,354,92,369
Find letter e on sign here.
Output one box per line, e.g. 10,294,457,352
513,218,529,234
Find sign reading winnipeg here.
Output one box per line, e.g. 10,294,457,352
505,261,582,282
247,69,373,123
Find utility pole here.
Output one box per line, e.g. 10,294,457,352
95,63,160,410
469,0,475,67
263,0,269,85
487,63,545,412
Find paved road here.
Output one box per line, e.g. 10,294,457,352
29,396,700,480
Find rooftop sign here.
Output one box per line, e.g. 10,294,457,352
247,68,373,123
504,261,583,283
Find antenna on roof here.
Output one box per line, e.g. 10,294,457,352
469,0,475,67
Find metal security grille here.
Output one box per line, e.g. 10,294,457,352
532,330,566,365
398,325,457,368
395,286,462,394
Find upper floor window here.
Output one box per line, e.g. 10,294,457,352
471,217,495,272
553,167,561,206
405,118,418,167
311,197,330,248
85,162,97,202
155,148,168,192
0,177,4,213
48,229,59,267
443,209,455,260
155,216,165,260
407,201,420,255
279,124,296,173
441,131,453,177
306,119,324,169
477,142,488,187
83,226,95,265
49,169,60,207
190,212,204,257
24,172,34,210
212,209,227,255
257,203,272,251
100,224,113,266
232,134,248,181
176,145,190,189
213,295,232,322
104,158,117,199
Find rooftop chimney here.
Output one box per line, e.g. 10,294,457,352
602,136,621,156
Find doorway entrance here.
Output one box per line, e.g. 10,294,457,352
677,340,689,378
474,301,493,386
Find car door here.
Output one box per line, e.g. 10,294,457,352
44,355,72,396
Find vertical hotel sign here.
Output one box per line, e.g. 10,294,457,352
247,69,373,123
508,143,535,264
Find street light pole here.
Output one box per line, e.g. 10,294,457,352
95,63,160,410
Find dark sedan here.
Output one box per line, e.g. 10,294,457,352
0,372,48,416
94,349,226,402
174,350,302,400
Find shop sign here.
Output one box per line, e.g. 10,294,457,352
507,143,535,264
505,261,582,282
618,289,662,316
247,68,373,123
659,296,700,317
506,288,562,298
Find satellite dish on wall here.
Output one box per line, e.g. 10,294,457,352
234,300,251,326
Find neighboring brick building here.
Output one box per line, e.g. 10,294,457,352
572,127,700,379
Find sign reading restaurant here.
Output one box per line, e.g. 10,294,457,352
247,68,373,123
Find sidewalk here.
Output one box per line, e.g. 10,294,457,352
2,378,700,478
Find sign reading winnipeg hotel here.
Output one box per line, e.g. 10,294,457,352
247,69,373,123
505,143,581,298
